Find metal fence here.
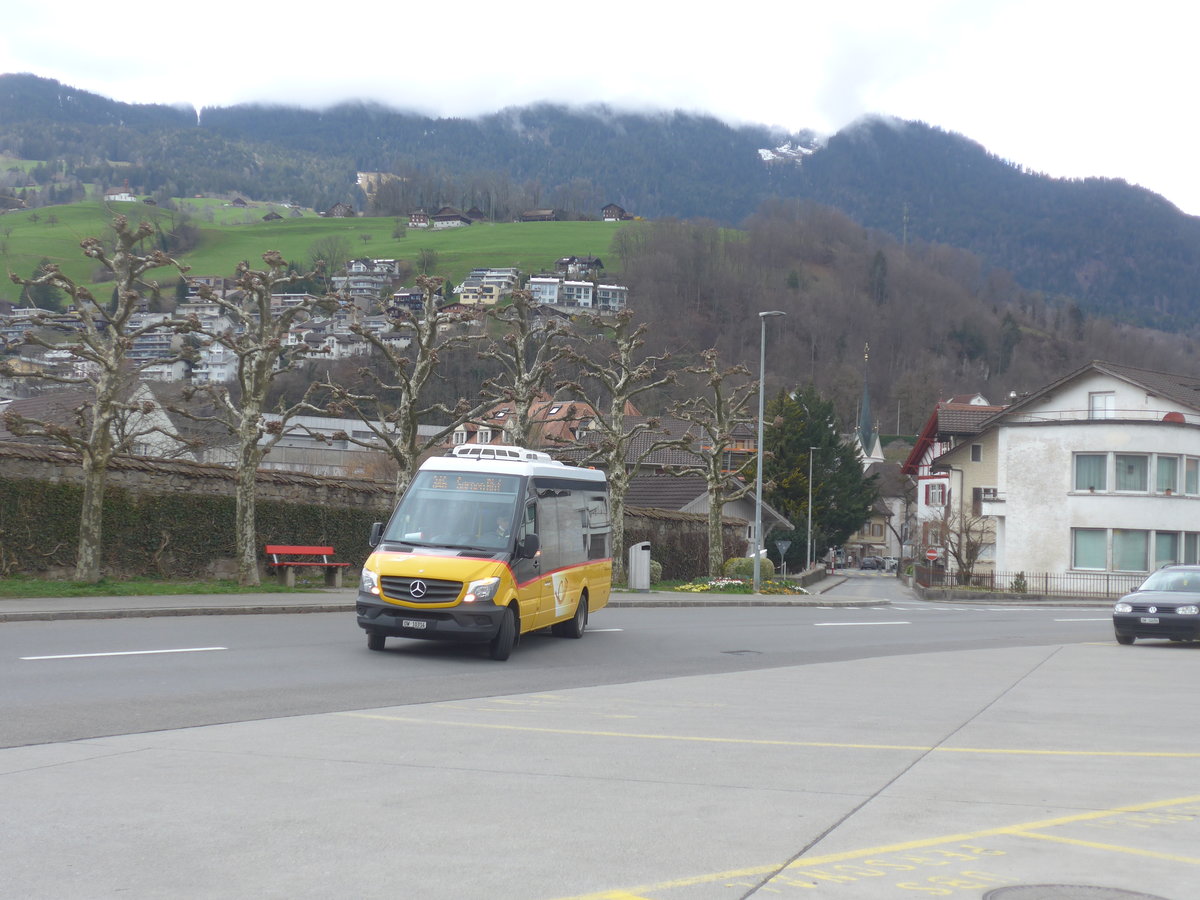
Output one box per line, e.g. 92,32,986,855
914,566,1145,599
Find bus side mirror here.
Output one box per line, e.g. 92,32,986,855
369,522,383,547
519,533,540,559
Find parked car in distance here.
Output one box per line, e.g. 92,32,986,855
860,556,884,570
881,556,899,572
1113,565,1200,645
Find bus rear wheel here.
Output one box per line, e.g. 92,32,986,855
553,591,588,639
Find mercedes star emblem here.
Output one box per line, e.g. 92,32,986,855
410,579,427,599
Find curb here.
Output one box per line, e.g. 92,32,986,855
0,604,355,623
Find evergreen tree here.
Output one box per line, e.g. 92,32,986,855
764,385,878,560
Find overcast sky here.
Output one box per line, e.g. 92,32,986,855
3,0,1197,213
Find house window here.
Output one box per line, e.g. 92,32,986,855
477,428,492,444
1186,533,1200,565
970,444,982,462
925,483,946,506
1187,458,1200,495
1156,456,1179,493
1072,528,1106,570
1115,454,1147,492
1112,529,1149,571
452,429,466,445
1089,392,1116,419
1155,532,1180,568
1074,454,1107,491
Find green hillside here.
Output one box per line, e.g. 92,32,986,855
0,202,626,302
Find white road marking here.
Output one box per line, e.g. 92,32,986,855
1054,617,1110,622
21,647,228,660
814,621,911,627
588,628,623,633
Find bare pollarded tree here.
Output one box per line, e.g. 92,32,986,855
315,275,490,502
557,309,676,582
668,348,759,577
0,216,192,582
171,252,344,585
478,288,569,447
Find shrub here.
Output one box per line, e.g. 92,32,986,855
723,556,775,578
649,559,663,583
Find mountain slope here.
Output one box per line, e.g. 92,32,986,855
3,74,1200,331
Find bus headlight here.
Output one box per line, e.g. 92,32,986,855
464,577,500,603
361,567,379,595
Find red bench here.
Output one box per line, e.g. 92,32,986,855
264,545,350,588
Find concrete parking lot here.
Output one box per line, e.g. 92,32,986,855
3,619,1198,899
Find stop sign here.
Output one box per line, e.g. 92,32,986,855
925,547,939,561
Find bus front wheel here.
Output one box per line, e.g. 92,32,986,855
489,607,517,660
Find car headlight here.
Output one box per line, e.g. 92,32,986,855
1113,602,1133,613
464,576,500,604
1176,605,1199,615
360,567,379,595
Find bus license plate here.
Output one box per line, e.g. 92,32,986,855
402,619,428,630
1140,617,1159,624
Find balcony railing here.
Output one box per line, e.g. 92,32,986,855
1005,408,1200,426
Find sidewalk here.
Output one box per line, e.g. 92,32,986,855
0,575,863,623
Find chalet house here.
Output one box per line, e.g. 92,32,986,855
466,206,487,222
902,393,1006,557
556,255,604,277
520,209,558,222
602,204,631,221
103,186,137,203
943,360,1200,582
431,207,471,229
262,211,283,222
323,202,355,218
231,197,248,208
408,210,429,228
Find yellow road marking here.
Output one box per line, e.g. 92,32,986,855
341,712,1200,758
1010,830,1200,865
546,794,1200,899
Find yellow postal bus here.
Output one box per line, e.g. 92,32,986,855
357,446,612,660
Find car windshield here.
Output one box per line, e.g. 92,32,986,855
1138,569,1200,593
383,469,522,551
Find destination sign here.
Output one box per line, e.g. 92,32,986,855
429,474,518,493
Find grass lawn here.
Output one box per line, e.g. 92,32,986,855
0,200,629,304
0,574,346,598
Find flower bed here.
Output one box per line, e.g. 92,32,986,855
671,577,809,595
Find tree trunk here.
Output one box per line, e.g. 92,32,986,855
610,493,627,585
235,458,260,587
73,454,107,583
708,499,724,577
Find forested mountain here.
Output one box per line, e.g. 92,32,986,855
3,73,1200,333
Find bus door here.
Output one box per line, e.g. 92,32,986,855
510,497,550,630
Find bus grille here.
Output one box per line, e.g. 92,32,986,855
380,576,463,604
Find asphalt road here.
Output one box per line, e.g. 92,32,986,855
1,575,1111,748
8,576,1199,900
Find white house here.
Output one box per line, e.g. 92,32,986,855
961,361,1200,577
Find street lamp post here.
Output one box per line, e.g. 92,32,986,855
754,310,786,593
807,445,817,571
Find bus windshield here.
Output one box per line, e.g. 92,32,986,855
383,469,523,551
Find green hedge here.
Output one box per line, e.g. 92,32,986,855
0,476,379,577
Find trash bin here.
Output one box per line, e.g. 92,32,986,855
628,541,651,592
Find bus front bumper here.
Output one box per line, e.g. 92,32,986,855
356,593,505,643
